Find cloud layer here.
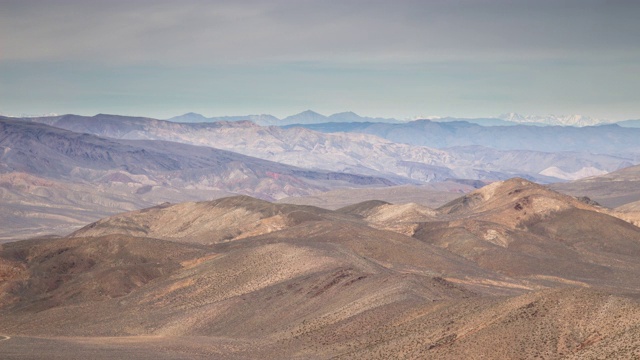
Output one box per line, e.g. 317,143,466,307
3,0,639,64
1,0,639,119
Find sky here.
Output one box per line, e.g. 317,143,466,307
1,0,639,120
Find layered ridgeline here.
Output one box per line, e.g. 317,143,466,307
2,179,640,359
0,118,394,240
551,164,640,208
167,110,401,125
288,118,640,153
12,114,635,183
550,164,640,227
4,113,640,240
168,110,636,128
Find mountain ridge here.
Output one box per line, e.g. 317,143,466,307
291,119,640,155
12,114,635,184
0,118,397,240
497,112,608,127
166,110,401,126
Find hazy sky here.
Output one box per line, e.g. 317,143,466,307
1,0,639,120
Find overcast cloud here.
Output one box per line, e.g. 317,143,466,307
1,0,639,119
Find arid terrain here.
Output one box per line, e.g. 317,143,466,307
0,118,397,240
5,0,640,358
5,114,639,242
2,116,640,359
2,178,640,359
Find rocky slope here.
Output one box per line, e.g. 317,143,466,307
3,181,640,358
342,178,640,294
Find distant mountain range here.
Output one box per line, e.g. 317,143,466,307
165,110,639,127
0,117,394,239
169,112,282,125
4,109,638,127
168,110,400,126
616,119,640,128
550,164,640,208
291,119,640,155
3,112,640,239
497,112,607,126
3,108,640,358
12,114,636,184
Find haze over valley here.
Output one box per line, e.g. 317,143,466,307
3,111,640,241
2,110,640,359
3,0,640,358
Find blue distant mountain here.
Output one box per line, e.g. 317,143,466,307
616,119,640,128
285,119,640,154
168,110,401,126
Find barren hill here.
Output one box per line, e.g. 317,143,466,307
415,179,640,293
3,180,640,358
438,178,599,226
70,195,341,244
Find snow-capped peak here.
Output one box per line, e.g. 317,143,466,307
407,115,443,121
498,113,609,127
0,112,59,118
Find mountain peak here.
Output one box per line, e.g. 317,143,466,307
281,110,328,125
167,112,209,123
330,111,359,117
328,111,365,122
438,177,596,223
300,109,322,115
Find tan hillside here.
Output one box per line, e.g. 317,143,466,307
70,195,338,244
3,180,640,359
338,200,437,235
404,178,640,293
438,178,601,227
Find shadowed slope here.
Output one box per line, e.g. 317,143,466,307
0,235,208,310
3,186,640,359
0,218,486,343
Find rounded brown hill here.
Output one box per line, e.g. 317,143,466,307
3,181,640,358
412,178,640,293
437,177,603,226
1,218,485,343
70,196,342,244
